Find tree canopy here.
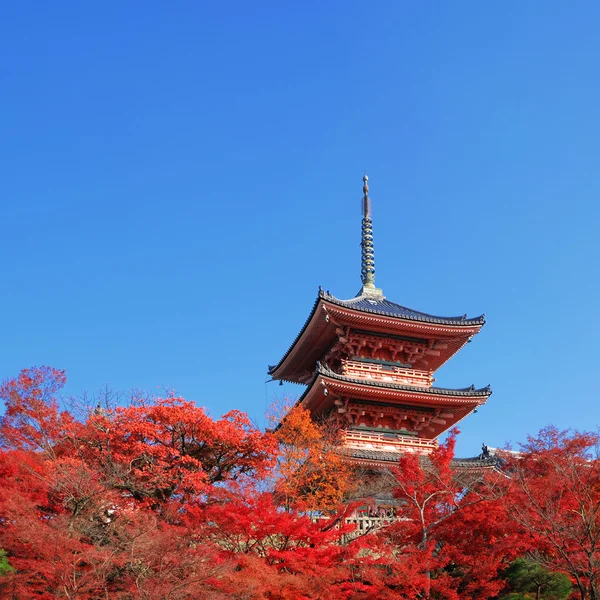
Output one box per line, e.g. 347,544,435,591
1,366,598,599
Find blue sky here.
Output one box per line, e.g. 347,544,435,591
1,2,599,456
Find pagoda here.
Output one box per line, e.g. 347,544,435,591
269,176,491,468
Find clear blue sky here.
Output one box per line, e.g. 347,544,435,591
1,2,599,456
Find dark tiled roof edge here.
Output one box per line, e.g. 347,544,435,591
346,447,501,468
324,292,486,327
315,364,492,397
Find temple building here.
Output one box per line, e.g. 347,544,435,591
269,175,493,469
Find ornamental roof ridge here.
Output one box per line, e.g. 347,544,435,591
314,363,492,397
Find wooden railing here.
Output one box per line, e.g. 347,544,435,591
313,510,398,540
344,429,437,453
346,515,395,533
341,360,433,387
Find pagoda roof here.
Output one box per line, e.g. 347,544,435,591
302,364,492,400
269,289,485,383
323,291,485,327
345,447,501,470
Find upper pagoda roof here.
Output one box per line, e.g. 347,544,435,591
269,289,485,383
323,290,485,327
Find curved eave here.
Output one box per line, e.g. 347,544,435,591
268,293,320,375
269,289,486,382
307,366,492,400
268,292,329,381
325,292,486,327
345,448,501,470
297,369,491,421
293,369,490,440
452,456,503,469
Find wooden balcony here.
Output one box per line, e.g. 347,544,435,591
344,429,437,454
313,512,400,540
341,359,433,387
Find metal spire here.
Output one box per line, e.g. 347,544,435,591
360,174,383,298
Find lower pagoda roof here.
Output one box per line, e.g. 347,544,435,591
345,447,502,470
269,289,485,384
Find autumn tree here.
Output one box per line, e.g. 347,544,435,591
0,367,278,598
378,429,524,600
502,427,600,600
195,490,383,599
0,365,70,454
269,401,353,514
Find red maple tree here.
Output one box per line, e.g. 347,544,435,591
0,367,279,597
502,427,600,600
377,430,525,599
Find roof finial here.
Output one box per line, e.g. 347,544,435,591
359,174,383,298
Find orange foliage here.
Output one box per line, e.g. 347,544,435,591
270,401,352,514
